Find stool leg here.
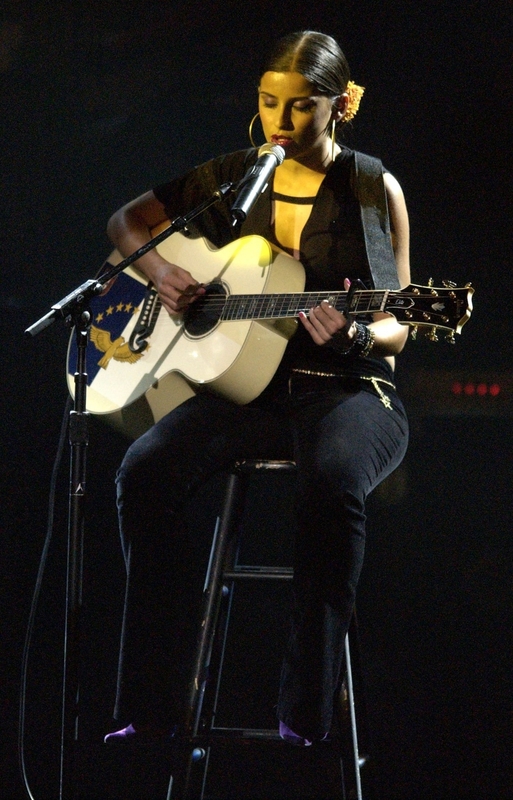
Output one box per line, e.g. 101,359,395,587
185,469,244,736
166,743,211,800
344,631,363,800
336,611,377,800
168,470,246,800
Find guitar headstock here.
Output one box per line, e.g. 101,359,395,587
387,281,474,343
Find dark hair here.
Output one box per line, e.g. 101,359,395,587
260,31,350,97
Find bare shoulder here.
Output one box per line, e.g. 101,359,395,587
383,171,407,210
383,172,410,287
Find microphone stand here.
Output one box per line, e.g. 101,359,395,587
24,182,234,800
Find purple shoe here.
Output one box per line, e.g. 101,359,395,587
279,720,313,747
104,723,175,744
104,723,138,743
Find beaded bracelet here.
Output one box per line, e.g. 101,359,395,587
329,322,375,358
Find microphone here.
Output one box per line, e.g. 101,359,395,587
231,143,285,224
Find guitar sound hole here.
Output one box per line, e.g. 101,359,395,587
183,281,226,338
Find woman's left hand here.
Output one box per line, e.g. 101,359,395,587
298,278,355,348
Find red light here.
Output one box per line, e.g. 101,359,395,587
449,379,502,399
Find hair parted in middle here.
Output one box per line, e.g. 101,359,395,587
259,30,351,98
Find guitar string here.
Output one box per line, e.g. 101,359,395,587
174,290,455,322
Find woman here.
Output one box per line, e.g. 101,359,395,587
104,30,410,746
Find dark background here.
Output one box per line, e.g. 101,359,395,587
2,1,512,798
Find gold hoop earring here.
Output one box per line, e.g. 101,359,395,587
331,119,337,162
249,113,265,148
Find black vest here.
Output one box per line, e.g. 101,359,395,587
155,146,400,291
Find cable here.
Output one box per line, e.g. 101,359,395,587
18,397,72,800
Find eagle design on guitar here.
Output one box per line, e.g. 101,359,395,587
67,232,474,438
89,326,145,368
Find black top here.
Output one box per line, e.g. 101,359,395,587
153,147,398,385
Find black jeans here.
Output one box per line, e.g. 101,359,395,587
113,376,409,738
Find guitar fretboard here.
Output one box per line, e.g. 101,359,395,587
219,289,390,321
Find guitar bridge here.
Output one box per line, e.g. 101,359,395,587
129,284,162,353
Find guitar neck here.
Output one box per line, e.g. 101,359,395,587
222,289,387,321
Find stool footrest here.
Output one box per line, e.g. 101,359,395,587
208,727,283,741
233,459,297,474
223,565,293,580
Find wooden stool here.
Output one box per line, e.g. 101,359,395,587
167,460,369,800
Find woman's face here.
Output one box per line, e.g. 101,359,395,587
258,71,336,163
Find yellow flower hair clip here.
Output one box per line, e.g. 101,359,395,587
344,80,365,121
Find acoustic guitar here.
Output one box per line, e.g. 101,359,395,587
67,232,474,438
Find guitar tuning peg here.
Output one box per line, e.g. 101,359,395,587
428,277,434,287
428,326,439,342
446,331,456,344
410,325,418,340
442,280,456,288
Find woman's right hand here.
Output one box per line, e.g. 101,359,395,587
152,261,205,315
107,189,204,315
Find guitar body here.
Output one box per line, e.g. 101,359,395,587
67,233,304,438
